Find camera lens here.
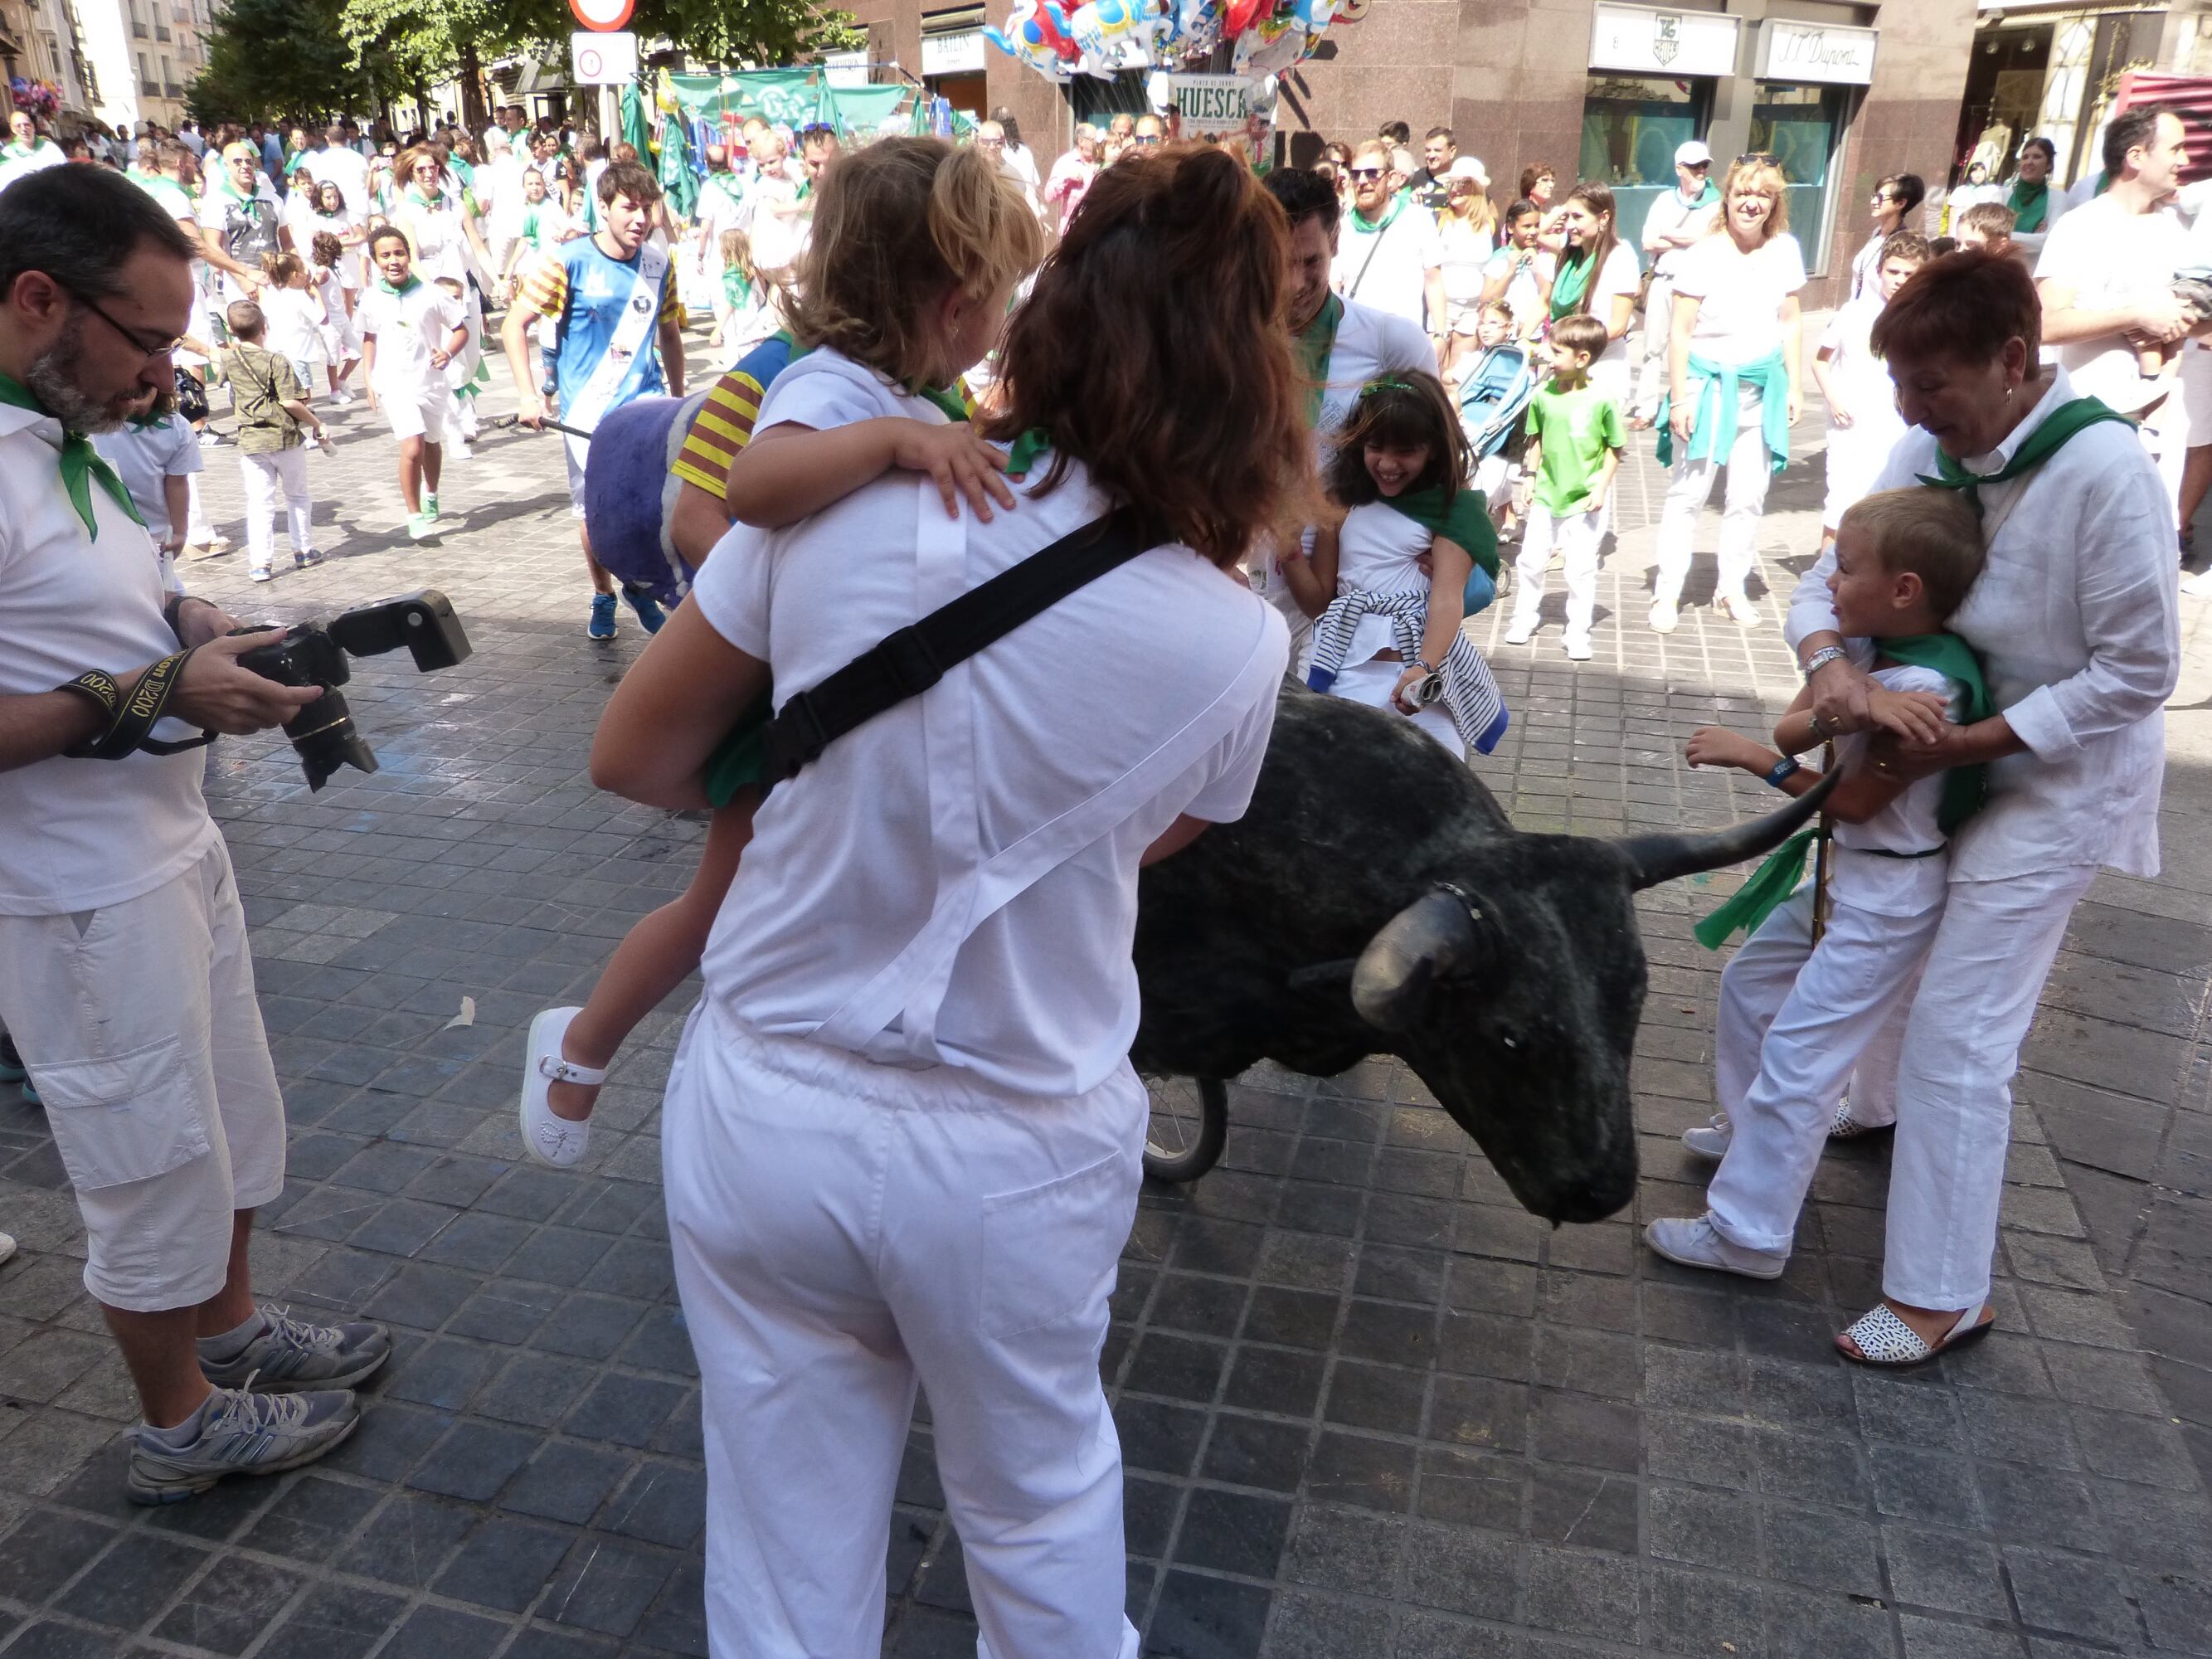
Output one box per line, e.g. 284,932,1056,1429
283,688,378,791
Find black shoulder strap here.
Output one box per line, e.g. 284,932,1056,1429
760,507,1149,789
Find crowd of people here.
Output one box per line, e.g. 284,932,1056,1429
0,81,2187,1658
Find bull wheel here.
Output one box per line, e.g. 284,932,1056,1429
1140,1073,1228,1184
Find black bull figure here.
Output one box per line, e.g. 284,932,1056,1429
1129,681,1835,1228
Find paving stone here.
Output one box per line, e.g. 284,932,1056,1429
435,1514,576,1612
150,1554,302,1654
255,1584,411,1659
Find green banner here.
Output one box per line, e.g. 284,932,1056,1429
666,70,912,138
829,83,907,137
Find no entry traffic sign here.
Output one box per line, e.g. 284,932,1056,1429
570,0,635,32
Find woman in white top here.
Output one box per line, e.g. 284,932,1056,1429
587,145,1297,1657
1849,172,1924,301
1650,154,1805,632
1787,250,2177,1367
391,144,491,292
1544,181,1641,406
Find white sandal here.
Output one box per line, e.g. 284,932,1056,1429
519,1007,602,1170
1836,1299,1993,1369
1827,1098,1892,1141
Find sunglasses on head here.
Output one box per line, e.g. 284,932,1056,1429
1737,151,1779,166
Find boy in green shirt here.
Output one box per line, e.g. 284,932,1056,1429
1503,313,1625,661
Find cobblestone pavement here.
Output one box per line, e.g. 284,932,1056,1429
0,322,2209,1658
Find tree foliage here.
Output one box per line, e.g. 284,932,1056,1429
190,0,395,124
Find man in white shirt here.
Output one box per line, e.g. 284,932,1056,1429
1331,141,1446,343
303,123,371,217
0,110,67,196
2036,105,2199,488
1633,139,1723,421
0,165,389,1504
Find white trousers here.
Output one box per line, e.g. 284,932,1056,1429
1633,276,1675,415
239,450,312,569
664,1004,1145,1659
1654,383,1771,608
185,469,215,547
1883,866,2097,1308
1509,504,1602,644
1709,884,1945,1254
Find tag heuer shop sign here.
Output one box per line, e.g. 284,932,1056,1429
1756,18,1877,85
1169,75,1254,136
1587,3,1740,77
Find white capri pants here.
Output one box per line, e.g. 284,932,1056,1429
1883,866,2097,1310
1508,504,1603,645
240,450,314,567
1654,383,1773,609
0,840,285,1311
664,1003,1145,1659
1709,875,1946,1255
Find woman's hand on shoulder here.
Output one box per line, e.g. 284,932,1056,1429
889,420,1018,523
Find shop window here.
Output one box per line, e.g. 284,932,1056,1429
1750,81,1850,275
1581,75,1713,251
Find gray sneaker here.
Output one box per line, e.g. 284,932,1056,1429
128,1385,359,1504
1645,1214,1789,1281
200,1306,391,1393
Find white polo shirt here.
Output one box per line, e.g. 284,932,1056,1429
688,455,1286,1096
356,277,465,401
0,406,216,915
2034,193,2190,406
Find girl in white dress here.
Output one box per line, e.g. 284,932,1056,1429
1290,372,1508,758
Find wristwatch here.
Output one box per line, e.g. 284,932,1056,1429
1801,645,1847,678
1764,756,1801,790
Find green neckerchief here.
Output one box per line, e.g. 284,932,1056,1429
1548,246,1597,319
1916,393,2134,512
1880,633,1994,834
914,382,971,424
403,182,444,211
2006,177,2049,234
206,167,262,208
1296,293,1344,428
0,372,144,539
1003,429,1050,475
376,273,422,297
1684,179,1719,209
1695,827,1817,949
1346,193,1407,240
1381,484,1500,579
1,139,52,161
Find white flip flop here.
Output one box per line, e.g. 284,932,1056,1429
519,1006,603,1170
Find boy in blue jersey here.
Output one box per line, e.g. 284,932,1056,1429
500,158,687,640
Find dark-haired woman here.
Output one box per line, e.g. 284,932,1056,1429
1850,172,1924,300
590,144,1297,1655
1788,249,2177,1367
1546,181,1641,410
2005,136,2060,259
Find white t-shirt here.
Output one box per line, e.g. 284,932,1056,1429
1335,500,1435,665
1817,295,1903,443
1315,299,1437,457
0,407,216,914
260,285,328,365
356,278,465,397
755,347,945,435
2034,193,2190,404
1641,186,1723,277
688,456,1286,1095
91,414,202,547
1829,644,1962,917
1482,244,1553,337
1333,202,1445,332
1553,241,1642,371
1673,232,1806,367
1437,217,1494,307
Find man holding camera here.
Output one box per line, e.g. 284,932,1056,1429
0,166,390,1504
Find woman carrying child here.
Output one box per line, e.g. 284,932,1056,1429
1650,153,1804,634
1289,372,1508,758
584,143,1296,1657
1787,250,2176,1366
516,136,1043,1169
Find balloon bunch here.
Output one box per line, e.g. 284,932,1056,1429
984,0,1343,80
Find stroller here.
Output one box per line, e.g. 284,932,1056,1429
1457,338,1540,479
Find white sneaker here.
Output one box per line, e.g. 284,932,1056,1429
1502,620,1535,646
1682,1112,1732,1160
330,389,356,407
1719,591,1762,628
1563,635,1592,661
0,1231,14,1268
248,564,275,582
1649,600,1680,635
518,1006,601,1169
1645,1214,1788,1280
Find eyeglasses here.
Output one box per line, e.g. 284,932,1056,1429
67,286,182,362
1133,134,1162,146
1348,167,1384,180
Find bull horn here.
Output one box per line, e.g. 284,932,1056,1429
1352,886,1482,1032
1616,766,1840,891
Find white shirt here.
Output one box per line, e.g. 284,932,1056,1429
1437,217,1494,307
1335,501,1435,665
0,406,216,914
1830,645,1958,917
1641,186,1723,278
356,279,465,397
1555,241,1642,371
1482,244,1553,337
688,456,1286,1095
1315,298,1437,457
2034,192,2190,404
756,348,939,435
260,286,328,364
1333,200,1444,332
1787,370,2178,880
91,414,202,547
1673,232,1805,367
1818,295,1904,446
303,145,371,216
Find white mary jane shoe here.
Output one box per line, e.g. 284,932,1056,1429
519,1006,603,1170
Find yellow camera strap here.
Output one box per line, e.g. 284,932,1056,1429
56,648,216,759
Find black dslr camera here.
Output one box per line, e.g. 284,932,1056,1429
236,590,471,791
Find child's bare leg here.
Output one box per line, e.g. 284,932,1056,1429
548,791,759,1120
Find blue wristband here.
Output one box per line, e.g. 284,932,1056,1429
1764,756,1801,790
